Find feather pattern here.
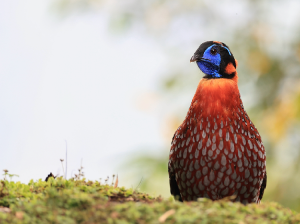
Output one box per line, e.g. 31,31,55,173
168,76,266,204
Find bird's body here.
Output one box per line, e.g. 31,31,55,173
168,41,266,204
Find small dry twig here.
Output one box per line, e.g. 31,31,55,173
111,175,115,186
60,159,65,179
105,176,109,185
134,177,143,192
158,209,175,223
114,175,118,188
2,170,8,181
73,159,84,180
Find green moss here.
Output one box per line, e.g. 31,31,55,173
0,178,299,223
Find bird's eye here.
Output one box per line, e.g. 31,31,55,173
210,48,217,55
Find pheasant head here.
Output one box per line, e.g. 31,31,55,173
190,41,238,80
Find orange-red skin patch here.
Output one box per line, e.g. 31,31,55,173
213,41,222,44
225,63,236,75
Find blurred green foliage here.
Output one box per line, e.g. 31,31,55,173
1,178,300,223
52,0,300,211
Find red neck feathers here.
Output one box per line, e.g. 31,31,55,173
189,74,240,119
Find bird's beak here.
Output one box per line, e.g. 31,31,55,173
190,55,199,62
190,55,210,63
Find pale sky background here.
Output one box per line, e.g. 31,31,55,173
1,0,300,191
0,0,168,184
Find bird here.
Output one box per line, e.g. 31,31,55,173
168,41,267,204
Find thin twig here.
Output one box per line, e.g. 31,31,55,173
60,159,65,178
134,177,143,192
114,175,118,188
158,209,175,223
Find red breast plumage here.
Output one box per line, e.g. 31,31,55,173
168,41,267,204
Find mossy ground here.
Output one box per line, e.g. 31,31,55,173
0,178,299,224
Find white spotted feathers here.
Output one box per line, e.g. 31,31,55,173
169,97,266,204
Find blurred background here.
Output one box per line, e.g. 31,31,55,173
1,0,300,211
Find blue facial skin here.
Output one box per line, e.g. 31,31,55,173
196,44,231,78
197,60,221,78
